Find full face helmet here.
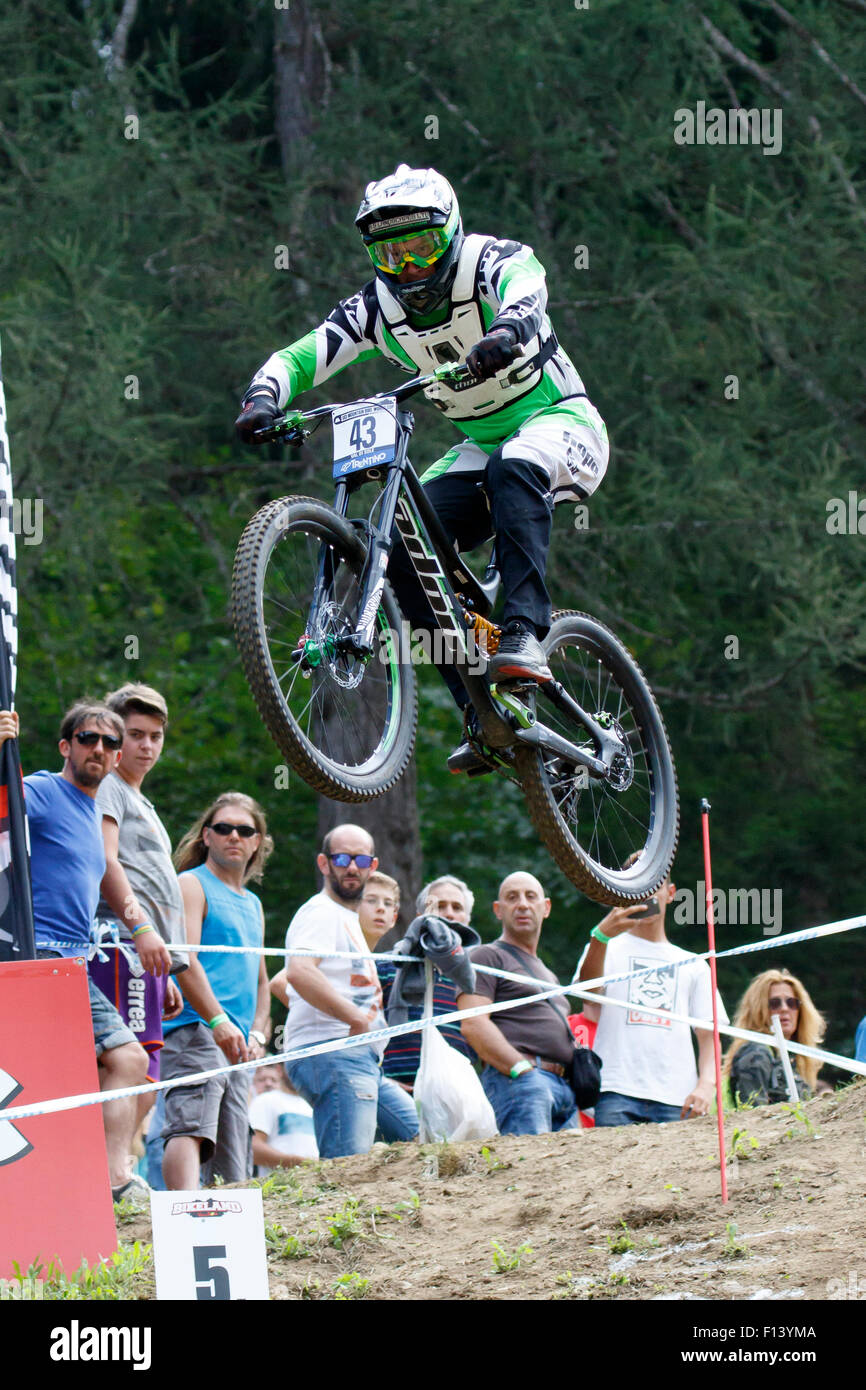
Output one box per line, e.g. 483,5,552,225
355,164,464,316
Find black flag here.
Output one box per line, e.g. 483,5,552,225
0,335,35,962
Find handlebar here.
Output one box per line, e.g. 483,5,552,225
252,362,474,445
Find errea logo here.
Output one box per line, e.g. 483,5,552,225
0,1067,32,1166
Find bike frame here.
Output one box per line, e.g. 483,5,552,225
264,371,627,778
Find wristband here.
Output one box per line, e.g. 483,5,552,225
590,925,611,945
208,1013,229,1030
509,1059,533,1079
133,924,156,938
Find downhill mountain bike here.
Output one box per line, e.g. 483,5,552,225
231,365,679,906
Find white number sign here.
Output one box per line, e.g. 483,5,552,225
151,1189,270,1301
332,396,397,476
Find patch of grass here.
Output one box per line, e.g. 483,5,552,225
326,1196,364,1249
607,1221,636,1254
480,1145,511,1175
7,1244,153,1300
332,1271,370,1301
490,1239,532,1273
780,1101,818,1138
112,1197,143,1226
729,1126,760,1159
721,1221,749,1259
391,1189,422,1224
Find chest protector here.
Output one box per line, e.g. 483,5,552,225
374,234,549,421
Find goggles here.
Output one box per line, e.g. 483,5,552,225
366,226,451,274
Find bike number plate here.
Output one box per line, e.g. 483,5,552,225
332,397,397,477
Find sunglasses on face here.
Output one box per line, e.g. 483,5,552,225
208,822,258,839
75,730,122,751
768,996,800,1011
328,853,374,869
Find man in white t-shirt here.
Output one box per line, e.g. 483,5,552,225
577,866,727,1126
249,1063,318,1175
282,823,419,1158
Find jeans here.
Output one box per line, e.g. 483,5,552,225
286,1045,419,1159
481,1064,578,1136
594,1091,683,1127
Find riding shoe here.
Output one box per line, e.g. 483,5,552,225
447,708,492,776
486,621,553,684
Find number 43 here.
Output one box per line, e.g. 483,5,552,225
349,415,376,449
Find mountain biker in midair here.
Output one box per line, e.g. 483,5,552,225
236,164,609,770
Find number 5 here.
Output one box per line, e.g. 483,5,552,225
194,1244,231,1300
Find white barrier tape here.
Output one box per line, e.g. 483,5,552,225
0,979,573,1125
566,983,866,1077
3,958,864,1128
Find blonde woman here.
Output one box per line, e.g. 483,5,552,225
724,970,825,1106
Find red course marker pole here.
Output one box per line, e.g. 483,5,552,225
701,798,728,1204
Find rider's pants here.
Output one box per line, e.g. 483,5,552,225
386,451,554,708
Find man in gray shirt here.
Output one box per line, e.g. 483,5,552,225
89,683,187,1168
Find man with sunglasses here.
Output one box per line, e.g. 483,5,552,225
281,823,418,1157
1,701,153,1200
236,164,609,769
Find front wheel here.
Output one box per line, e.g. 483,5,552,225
232,496,417,801
515,610,679,904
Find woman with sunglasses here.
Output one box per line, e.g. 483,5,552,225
724,970,826,1106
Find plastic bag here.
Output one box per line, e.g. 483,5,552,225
414,1023,498,1143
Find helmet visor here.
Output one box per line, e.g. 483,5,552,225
366,226,451,274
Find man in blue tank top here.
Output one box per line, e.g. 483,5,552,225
161,792,273,1188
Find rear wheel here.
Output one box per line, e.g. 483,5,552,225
232,496,417,800
515,610,679,904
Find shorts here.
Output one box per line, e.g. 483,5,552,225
37,948,137,1055
422,396,609,503
89,942,167,1081
161,1022,252,1182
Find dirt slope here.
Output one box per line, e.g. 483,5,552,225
121,1081,865,1301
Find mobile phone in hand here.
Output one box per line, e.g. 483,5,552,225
632,896,660,919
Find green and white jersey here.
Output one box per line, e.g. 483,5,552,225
248,235,588,452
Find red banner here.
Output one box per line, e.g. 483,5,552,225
0,957,117,1277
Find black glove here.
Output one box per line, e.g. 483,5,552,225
235,389,282,444
466,326,520,380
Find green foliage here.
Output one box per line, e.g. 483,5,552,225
780,1101,818,1138
606,1220,636,1254
332,1271,370,1300
490,1239,533,1274
7,1244,153,1300
729,1126,761,1159
722,1221,749,1259
326,1196,364,1249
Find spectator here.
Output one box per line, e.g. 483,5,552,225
359,871,401,949
267,870,402,1003
281,823,418,1158
458,871,581,1136
161,792,272,1189
724,970,825,1106
1,702,151,1201
856,1015,866,1066
377,873,478,1092
249,1062,318,1175
577,867,728,1126
90,683,187,1134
